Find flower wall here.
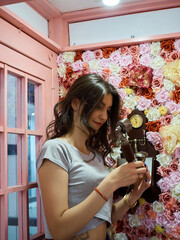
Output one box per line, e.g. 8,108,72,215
57,38,180,240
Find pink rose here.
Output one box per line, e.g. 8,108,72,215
169,50,180,62
119,46,129,55
119,66,130,78
151,98,161,108
119,55,132,66
71,60,83,71
129,45,140,56
153,69,163,77
57,53,63,66
157,166,172,177
137,96,151,111
135,226,147,237
165,101,178,113
142,217,156,229
156,213,169,226
159,192,172,204
157,178,172,192
132,54,140,64
164,209,175,221
174,39,180,51
174,211,180,223
173,146,180,159
117,89,128,100
94,49,103,59
82,50,95,62
169,160,179,171
152,76,164,89
139,54,151,66
108,76,121,88
159,115,172,126
110,50,122,64
169,171,180,184
146,132,163,151
139,43,151,54
155,88,170,104
99,58,110,69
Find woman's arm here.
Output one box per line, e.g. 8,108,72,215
38,159,147,240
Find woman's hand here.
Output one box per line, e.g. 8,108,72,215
107,161,147,191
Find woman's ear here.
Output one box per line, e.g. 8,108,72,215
71,98,80,111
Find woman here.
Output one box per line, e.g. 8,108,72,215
37,74,150,240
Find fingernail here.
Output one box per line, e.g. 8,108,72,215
144,163,146,167
146,169,148,172
145,179,147,182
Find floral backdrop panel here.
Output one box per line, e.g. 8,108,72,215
57,38,180,240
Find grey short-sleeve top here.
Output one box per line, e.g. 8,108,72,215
36,138,113,238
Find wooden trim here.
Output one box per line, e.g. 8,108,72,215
0,0,31,6
63,32,180,51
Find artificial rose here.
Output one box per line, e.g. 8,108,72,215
159,192,173,204
56,53,63,66
132,54,140,65
174,146,180,159
128,214,141,228
139,43,151,55
158,106,168,116
128,64,153,88
62,51,76,63
155,88,170,104
139,88,155,100
129,45,139,56
65,66,73,79
164,209,175,221
71,60,83,71
110,64,120,75
165,101,178,114
171,86,180,103
160,39,175,53
146,131,163,151
171,182,180,202
169,50,180,62
99,58,110,69
137,96,151,111
174,39,180,51
57,63,66,77
88,59,100,71
119,78,129,88
119,66,130,78
151,42,161,56
159,114,172,125
169,160,179,171
149,237,159,240
153,68,163,77
139,54,151,66
151,56,165,71
117,89,128,100
124,95,137,110
145,120,161,132
110,50,122,64
152,201,165,213
155,225,164,234
119,106,131,119
159,49,170,61
114,232,128,240
82,50,95,62
102,47,116,58
135,225,147,237
151,76,163,89
157,166,172,177
146,108,161,121
124,88,134,94
119,46,129,55
163,78,175,92
156,153,172,166
119,55,132,67
108,76,121,89
74,50,83,61
163,59,180,86
147,209,157,219
82,62,90,75
150,99,161,108
94,49,103,59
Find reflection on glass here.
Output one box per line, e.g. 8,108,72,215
28,82,35,130
8,192,18,240
7,74,17,128
8,134,17,186
28,135,36,183
29,188,37,236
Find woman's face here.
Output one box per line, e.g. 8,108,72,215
88,93,112,132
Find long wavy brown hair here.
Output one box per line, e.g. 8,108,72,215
46,74,121,159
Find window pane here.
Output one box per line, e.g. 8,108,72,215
8,192,18,240
7,74,17,128
28,82,35,130
29,188,37,236
28,135,36,183
8,134,17,186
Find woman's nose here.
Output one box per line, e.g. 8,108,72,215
100,110,108,121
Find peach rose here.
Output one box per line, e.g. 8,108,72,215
146,120,161,132
171,86,180,104
160,39,175,52
102,47,116,58
74,50,83,61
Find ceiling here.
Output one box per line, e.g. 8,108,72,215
47,0,138,13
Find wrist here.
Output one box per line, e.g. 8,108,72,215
123,194,137,209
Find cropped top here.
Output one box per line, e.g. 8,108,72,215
36,138,113,238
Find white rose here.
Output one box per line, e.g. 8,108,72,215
128,214,141,227
156,153,172,166
163,79,175,92
146,108,161,121
151,42,161,56
57,64,66,77
149,237,159,240
171,115,180,126
62,51,76,63
171,183,180,202
110,64,120,75
152,201,165,213
111,147,122,160
114,232,128,240
89,60,100,71
124,95,137,110
150,56,165,69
